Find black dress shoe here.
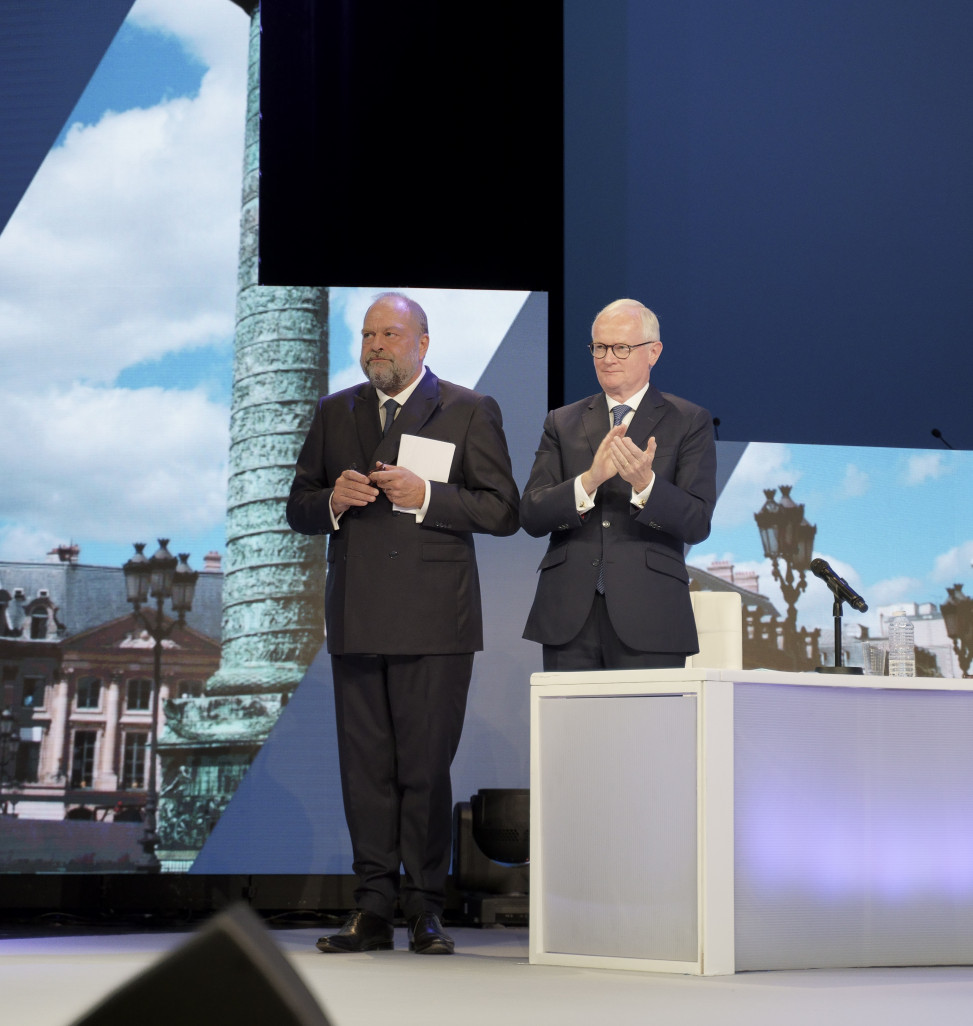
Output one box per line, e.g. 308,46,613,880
316,910,394,953
408,912,455,955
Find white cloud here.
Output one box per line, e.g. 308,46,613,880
931,541,973,585
329,288,530,393
128,0,253,76
0,0,248,391
841,463,869,498
866,575,925,609
0,384,228,545
0,0,247,562
904,452,949,486
711,442,800,529
0,524,64,565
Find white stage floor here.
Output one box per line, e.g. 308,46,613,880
3,919,973,1026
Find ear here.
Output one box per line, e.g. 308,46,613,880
647,341,663,367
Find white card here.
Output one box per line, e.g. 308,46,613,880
393,434,456,513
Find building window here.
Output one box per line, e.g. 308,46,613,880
120,733,148,790
15,741,40,783
21,677,45,709
178,679,203,698
1,666,16,683
70,730,98,788
30,609,48,639
126,678,152,712
76,677,101,710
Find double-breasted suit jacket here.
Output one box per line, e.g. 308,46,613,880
286,369,521,655
521,384,717,655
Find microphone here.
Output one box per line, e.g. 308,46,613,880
809,558,868,613
712,417,720,440
931,428,954,450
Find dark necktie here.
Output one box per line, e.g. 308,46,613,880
382,398,399,437
596,404,633,594
611,403,632,427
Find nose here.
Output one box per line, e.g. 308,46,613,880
602,346,620,365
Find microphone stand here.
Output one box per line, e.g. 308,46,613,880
815,595,863,674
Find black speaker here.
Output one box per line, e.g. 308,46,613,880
71,903,332,1026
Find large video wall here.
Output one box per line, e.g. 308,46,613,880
2,1,972,877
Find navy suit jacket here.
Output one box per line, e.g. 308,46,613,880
521,385,717,654
286,369,520,655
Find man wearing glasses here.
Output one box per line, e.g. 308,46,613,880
521,298,717,669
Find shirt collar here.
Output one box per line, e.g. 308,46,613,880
606,380,650,412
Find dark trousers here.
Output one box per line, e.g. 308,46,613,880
331,652,474,921
542,592,689,671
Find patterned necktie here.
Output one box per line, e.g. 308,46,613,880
596,405,633,594
611,403,632,427
382,398,399,437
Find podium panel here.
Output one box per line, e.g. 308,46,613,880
538,694,697,961
530,668,973,975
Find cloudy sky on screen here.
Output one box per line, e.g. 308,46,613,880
695,441,973,638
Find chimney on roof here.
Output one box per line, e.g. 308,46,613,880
47,543,80,564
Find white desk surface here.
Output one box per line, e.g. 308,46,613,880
530,666,973,693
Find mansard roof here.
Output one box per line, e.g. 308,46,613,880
0,557,222,641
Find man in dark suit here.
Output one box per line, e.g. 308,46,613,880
286,292,520,955
521,298,716,670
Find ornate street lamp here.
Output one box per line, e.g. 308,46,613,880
754,486,817,659
122,540,198,870
941,583,973,677
0,708,19,815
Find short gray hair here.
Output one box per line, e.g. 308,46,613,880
592,298,660,342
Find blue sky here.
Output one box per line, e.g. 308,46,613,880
55,21,206,147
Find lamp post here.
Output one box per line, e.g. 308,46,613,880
122,540,198,870
940,583,973,677
0,708,19,815
754,486,817,662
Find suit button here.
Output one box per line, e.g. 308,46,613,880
591,560,600,567
602,520,611,528
389,551,398,558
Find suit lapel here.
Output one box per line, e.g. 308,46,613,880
627,384,667,448
582,394,610,456
353,384,382,471
391,368,440,436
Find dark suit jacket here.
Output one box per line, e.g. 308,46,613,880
521,385,716,654
286,369,520,655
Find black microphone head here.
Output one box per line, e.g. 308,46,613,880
932,428,942,438
809,558,828,576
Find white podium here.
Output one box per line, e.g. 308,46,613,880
529,668,973,974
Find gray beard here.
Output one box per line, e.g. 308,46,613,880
362,358,409,394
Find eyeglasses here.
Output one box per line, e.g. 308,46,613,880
588,341,659,359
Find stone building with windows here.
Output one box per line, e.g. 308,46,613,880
0,548,222,859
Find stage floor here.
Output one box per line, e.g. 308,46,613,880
3,918,973,1025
